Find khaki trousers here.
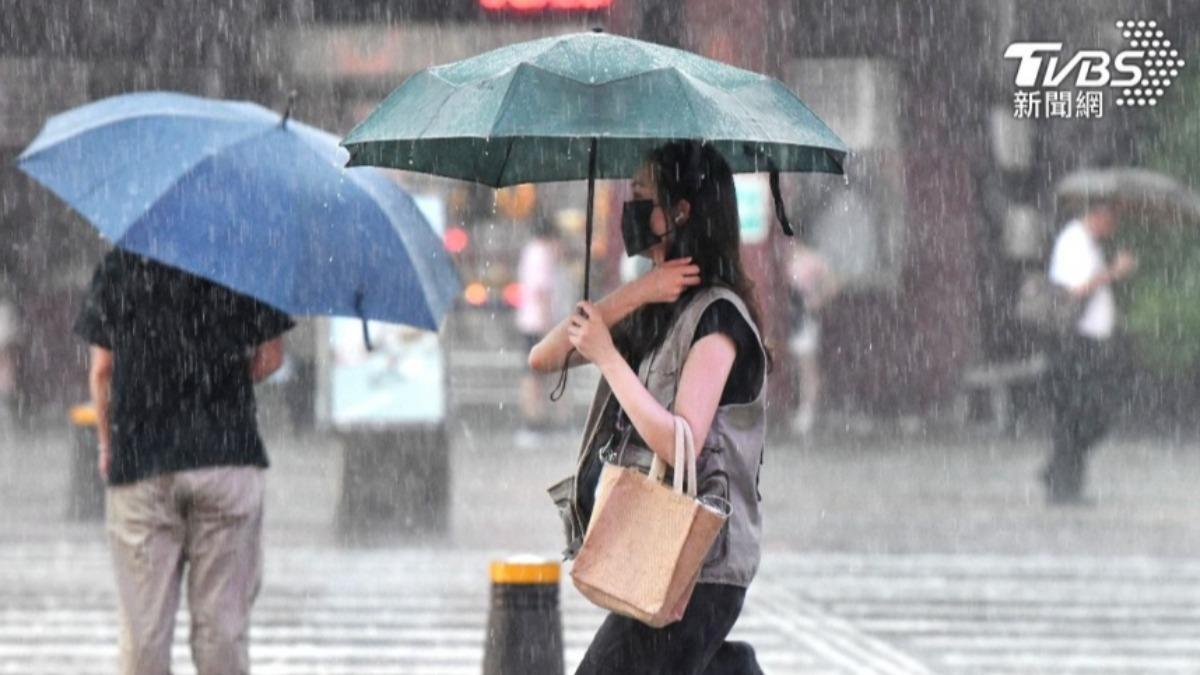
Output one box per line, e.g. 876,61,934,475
106,466,265,675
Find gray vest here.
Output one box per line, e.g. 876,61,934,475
554,287,767,587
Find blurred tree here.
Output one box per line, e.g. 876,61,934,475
1126,65,1200,374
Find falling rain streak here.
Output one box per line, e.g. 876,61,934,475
0,1,1199,674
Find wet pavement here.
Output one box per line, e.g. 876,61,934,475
1,412,1198,673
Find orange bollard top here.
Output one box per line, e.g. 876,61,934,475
69,404,98,427
489,556,560,585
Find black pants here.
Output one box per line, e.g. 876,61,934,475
575,583,763,675
1045,335,1120,499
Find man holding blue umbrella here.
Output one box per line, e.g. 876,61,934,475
18,90,461,673
76,249,293,675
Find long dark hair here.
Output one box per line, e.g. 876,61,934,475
615,140,771,370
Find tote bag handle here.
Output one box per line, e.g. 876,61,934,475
647,416,697,499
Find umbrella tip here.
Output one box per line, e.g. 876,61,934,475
591,26,604,33
281,90,298,128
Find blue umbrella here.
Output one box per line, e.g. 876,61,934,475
17,91,461,332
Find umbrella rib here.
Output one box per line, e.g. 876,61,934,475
431,32,572,87
19,106,266,161
825,149,847,174
679,69,775,145
514,61,680,89
487,62,532,139
669,69,706,142
483,63,537,186
25,117,268,235
494,137,516,187
403,64,525,168
400,71,472,143
414,92,458,141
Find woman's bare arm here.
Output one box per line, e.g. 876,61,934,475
528,280,646,372
593,333,735,465
528,258,700,373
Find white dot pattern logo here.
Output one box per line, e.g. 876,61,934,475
1114,19,1186,107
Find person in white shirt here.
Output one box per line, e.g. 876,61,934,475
786,245,839,436
0,295,18,423
1043,201,1137,504
515,218,564,435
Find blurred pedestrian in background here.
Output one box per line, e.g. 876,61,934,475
787,244,839,436
0,291,19,425
533,141,766,674
516,215,565,441
1043,201,1137,505
75,250,293,675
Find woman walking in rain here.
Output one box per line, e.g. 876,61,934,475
531,141,768,674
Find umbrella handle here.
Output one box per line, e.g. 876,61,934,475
742,143,798,237
769,169,796,237
280,90,298,128
360,320,373,352
548,349,576,402
354,288,374,352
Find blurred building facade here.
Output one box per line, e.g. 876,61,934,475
1,0,1195,424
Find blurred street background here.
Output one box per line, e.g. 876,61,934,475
3,0,1200,673
5,0,1200,435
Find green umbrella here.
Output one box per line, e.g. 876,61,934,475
343,30,849,299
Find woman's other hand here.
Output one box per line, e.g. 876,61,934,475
567,301,617,365
634,257,701,305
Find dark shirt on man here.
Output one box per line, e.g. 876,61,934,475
74,251,294,485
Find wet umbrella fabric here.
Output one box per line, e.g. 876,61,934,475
342,31,849,299
342,31,848,186
17,91,461,331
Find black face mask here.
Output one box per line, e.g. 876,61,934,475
621,199,672,257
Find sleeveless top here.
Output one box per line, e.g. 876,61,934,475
554,286,768,587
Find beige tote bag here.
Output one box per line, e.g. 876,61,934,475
570,416,728,628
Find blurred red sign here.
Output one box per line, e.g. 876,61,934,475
480,0,612,10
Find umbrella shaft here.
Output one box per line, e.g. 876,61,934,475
583,138,597,302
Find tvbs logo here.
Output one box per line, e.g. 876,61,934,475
1004,43,1144,87
1005,19,1183,109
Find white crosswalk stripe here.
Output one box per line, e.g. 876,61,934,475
0,541,811,674
3,543,1200,673
757,554,1200,674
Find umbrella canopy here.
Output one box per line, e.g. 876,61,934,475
1056,167,1200,227
342,31,847,186
18,91,461,331
342,31,848,299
